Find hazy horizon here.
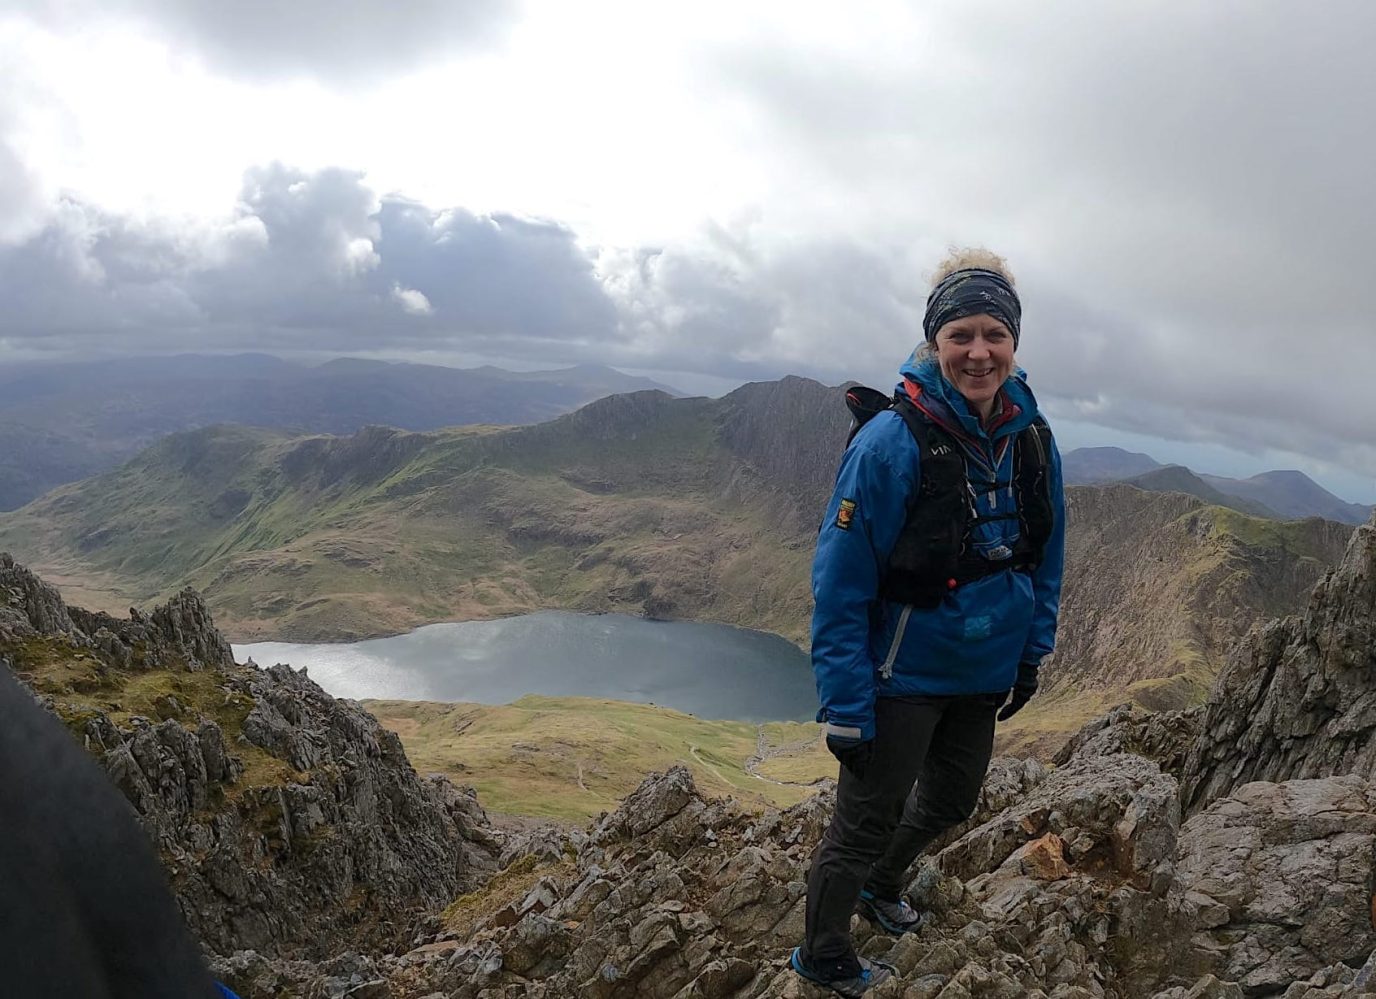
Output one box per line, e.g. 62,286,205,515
3,347,1370,505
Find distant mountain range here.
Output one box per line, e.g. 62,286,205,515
0,378,1357,752
0,354,679,511
1063,446,1373,525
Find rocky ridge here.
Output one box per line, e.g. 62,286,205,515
217,756,1376,999
1047,487,1351,703
8,506,1376,997
1181,515,1376,812
210,512,1376,999
0,552,501,959
1052,703,1204,778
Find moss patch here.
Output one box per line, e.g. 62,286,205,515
440,853,577,936
4,636,297,796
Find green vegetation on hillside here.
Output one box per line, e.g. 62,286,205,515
0,390,1355,764
363,695,832,822
0,405,815,644
3,635,295,799
1204,505,1345,557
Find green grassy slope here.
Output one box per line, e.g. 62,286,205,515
5,634,296,800
0,389,1354,761
0,394,817,644
363,695,832,821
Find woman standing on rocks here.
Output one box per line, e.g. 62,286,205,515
792,248,1066,996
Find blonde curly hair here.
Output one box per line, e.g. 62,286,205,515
911,246,1017,363
930,246,1015,289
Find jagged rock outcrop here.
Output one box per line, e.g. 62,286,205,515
1,556,502,959
2,552,234,669
1174,776,1376,993
113,662,502,957
1181,514,1376,813
0,550,78,639
209,758,1376,999
1054,702,1204,777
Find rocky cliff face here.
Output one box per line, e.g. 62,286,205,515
12,541,1376,998
715,376,853,533
1181,513,1376,814
1052,703,1204,778
1,553,502,959
1048,487,1351,704
216,760,1376,998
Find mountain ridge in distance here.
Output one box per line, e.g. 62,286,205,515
1123,465,1280,519
0,354,683,512
1064,445,1372,525
0,378,1355,755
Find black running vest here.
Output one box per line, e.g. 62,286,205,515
844,385,1055,609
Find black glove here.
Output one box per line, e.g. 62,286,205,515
997,662,1040,721
825,734,874,780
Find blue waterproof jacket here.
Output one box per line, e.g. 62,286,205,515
812,356,1066,741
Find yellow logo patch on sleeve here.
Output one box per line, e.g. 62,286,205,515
836,498,857,530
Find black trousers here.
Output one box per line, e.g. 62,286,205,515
802,694,998,963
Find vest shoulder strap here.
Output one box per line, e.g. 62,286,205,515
843,385,895,448
1012,416,1055,565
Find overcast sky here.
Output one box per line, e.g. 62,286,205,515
2,1,1374,501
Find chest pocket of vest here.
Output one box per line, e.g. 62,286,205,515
878,403,1052,610
881,435,969,609
840,385,1053,611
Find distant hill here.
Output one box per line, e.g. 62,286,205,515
0,378,852,646
1123,466,1280,519
1002,484,1353,756
1201,469,1374,525
1063,446,1163,483
0,379,1355,753
1063,446,1372,525
0,354,681,511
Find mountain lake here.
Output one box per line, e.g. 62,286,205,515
233,610,817,722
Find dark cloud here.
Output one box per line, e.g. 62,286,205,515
0,165,618,358
598,229,924,385
12,0,514,82
371,200,620,347
689,2,1376,479
0,201,204,336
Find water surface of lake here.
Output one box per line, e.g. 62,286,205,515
234,611,816,722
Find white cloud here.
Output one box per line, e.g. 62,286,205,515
1,0,1374,491
391,284,432,316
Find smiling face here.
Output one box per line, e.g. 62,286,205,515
933,313,1015,419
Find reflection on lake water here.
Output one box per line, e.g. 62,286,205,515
234,610,817,722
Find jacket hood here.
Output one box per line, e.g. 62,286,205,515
896,352,1041,441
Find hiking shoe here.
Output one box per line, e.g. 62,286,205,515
857,889,924,935
789,947,895,997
